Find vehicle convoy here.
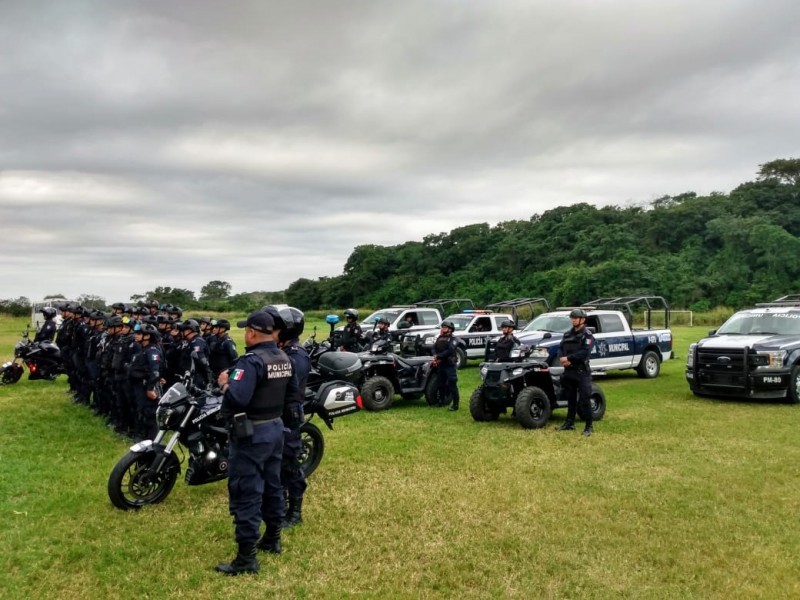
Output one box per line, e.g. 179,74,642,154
470,344,606,429
1,325,64,384
509,296,673,379
405,298,551,369
686,295,800,402
107,368,361,510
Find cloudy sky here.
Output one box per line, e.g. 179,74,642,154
1,0,798,303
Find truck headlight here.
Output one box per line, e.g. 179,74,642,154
753,351,787,369
529,347,549,359
480,365,488,380
686,344,696,367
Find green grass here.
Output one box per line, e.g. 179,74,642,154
1,315,799,598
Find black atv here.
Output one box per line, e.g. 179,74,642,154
470,346,606,429
357,339,439,411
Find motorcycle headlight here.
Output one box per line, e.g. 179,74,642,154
512,368,524,377
156,406,176,428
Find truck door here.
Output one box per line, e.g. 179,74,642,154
591,314,635,370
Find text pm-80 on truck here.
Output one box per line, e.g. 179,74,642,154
686,295,800,403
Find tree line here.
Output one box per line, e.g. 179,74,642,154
3,159,798,317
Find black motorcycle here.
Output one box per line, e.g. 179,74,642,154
107,375,361,510
1,326,64,385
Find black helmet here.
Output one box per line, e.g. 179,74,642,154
179,319,200,333
147,299,159,309
261,305,305,342
168,306,183,318
111,302,125,311
156,314,171,325
107,315,123,328
377,316,391,326
215,319,231,331
90,310,106,321
501,319,515,329
41,307,57,319
198,316,212,326
141,324,159,337
344,308,359,320
441,320,455,331
569,309,587,319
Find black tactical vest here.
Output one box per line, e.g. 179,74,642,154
246,347,293,420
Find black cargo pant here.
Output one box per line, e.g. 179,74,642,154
561,367,593,427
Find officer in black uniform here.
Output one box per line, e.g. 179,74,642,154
262,305,311,529
556,309,596,436
177,319,212,389
340,308,363,351
433,320,460,410
128,324,164,440
214,311,296,576
371,316,393,346
35,307,58,342
209,319,238,378
494,319,522,362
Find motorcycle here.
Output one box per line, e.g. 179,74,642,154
107,371,361,510
1,325,64,385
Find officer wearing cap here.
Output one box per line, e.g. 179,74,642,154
556,309,596,436
433,321,460,410
214,311,297,576
495,319,522,362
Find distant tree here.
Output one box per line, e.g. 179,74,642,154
0,296,31,316
76,294,106,310
200,280,232,302
757,158,800,185
133,286,196,308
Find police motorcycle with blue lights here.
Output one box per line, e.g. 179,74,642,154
1,319,65,385
107,329,361,511
356,316,440,411
470,314,606,429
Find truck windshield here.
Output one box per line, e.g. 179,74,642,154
523,314,572,333
361,309,402,327
716,312,800,336
444,315,473,332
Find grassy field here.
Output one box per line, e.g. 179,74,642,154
1,315,798,599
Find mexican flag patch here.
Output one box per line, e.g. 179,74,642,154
231,369,245,381
150,354,160,361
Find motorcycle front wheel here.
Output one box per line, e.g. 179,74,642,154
0,364,24,385
298,421,325,478
108,449,180,510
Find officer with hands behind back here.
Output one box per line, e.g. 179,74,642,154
214,311,296,576
432,320,460,410
494,319,522,362
555,309,596,437
340,308,363,352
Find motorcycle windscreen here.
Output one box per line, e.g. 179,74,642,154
159,383,189,406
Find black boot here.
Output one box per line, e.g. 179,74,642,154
281,497,303,529
215,543,260,575
556,420,575,431
582,424,594,437
256,523,282,554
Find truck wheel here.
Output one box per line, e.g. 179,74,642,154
789,366,800,404
455,347,467,370
514,387,551,429
636,350,661,379
361,376,395,411
469,387,499,422
588,384,606,421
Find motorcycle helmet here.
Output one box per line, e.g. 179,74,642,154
41,307,57,320
500,319,515,329
215,319,231,331
440,320,455,331
344,308,359,321
569,309,587,319
180,319,200,334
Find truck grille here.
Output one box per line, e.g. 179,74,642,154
696,347,747,388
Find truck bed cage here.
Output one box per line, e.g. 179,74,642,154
754,294,800,308
566,295,671,328
413,298,475,315
485,297,552,326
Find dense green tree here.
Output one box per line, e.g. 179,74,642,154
199,280,232,302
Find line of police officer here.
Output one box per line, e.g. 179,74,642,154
53,300,239,441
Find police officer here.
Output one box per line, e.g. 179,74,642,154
433,320,460,410
214,311,296,576
372,316,393,346
209,319,238,378
177,319,212,389
495,319,522,362
128,324,164,440
340,308,363,351
262,305,310,529
556,309,596,436
35,307,58,343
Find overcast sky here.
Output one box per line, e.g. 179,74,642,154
1,0,798,303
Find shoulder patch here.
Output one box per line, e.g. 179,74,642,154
231,369,245,381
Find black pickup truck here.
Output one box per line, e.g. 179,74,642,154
686,295,800,403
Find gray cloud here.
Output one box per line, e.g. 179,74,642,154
1,0,799,302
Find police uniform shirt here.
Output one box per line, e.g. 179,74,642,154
558,327,594,367
283,341,311,405
495,333,521,361
434,333,458,364
224,340,297,443
144,345,163,392
35,320,57,343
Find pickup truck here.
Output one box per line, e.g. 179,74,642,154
403,298,551,369
686,295,800,402
512,296,673,378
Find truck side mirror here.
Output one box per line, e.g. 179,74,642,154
542,332,552,339
708,329,717,336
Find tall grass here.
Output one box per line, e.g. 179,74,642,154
1,316,799,598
